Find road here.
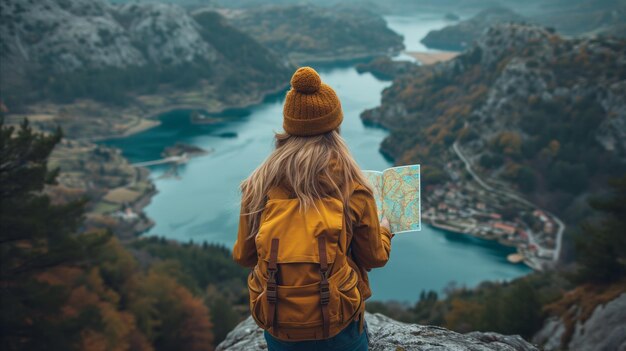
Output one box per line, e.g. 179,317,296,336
452,142,565,262
132,154,188,167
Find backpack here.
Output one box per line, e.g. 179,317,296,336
247,187,363,341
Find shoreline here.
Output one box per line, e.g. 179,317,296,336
96,83,293,238
90,83,290,143
427,220,536,270
405,51,459,65
294,47,404,66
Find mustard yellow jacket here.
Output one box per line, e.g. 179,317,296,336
233,183,393,300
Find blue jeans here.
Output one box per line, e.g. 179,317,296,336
264,321,369,351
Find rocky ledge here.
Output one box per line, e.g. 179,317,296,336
216,312,538,351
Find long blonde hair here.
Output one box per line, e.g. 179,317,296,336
240,129,371,238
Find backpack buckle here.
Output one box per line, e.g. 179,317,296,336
267,268,278,303
320,280,330,305
267,284,277,303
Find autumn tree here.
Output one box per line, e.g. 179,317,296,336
0,119,109,350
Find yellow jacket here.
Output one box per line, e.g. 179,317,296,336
233,182,393,301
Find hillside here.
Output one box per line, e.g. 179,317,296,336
362,24,626,222
532,0,626,38
421,7,527,51
0,0,291,137
224,4,404,64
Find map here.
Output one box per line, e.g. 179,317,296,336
363,165,421,234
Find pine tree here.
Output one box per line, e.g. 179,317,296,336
0,118,109,350
575,175,626,283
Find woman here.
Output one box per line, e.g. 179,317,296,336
233,66,393,351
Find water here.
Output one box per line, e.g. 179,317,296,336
103,13,530,301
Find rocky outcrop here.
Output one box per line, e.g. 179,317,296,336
533,293,626,351
0,0,145,73
217,312,539,351
421,7,526,51
0,0,291,111
225,4,404,64
361,23,626,211
115,3,218,66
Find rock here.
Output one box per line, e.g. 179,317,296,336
533,293,626,351
0,0,145,72
1,0,292,113
361,23,626,198
115,3,217,65
216,312,539,351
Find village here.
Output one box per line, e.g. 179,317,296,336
422,156,562,271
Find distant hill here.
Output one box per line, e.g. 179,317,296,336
0,0,291,111
224,4,404,64
362,24,626,220
421,7,526,51
532,0,626,38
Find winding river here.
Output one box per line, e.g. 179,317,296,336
103,12,530,301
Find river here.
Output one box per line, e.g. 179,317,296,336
103,12,530,301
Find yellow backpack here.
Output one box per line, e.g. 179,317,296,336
247,187,363,341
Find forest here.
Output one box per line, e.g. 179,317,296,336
0,119,249,350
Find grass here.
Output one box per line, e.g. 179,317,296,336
103,187,141,204
92,201,122,215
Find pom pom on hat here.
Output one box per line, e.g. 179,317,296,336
290,66,321,94
283,66,343,136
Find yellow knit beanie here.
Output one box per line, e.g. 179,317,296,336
283,66,343,136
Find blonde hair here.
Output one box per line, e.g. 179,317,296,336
240,129,371,238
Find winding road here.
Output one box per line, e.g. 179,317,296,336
452,142,565,262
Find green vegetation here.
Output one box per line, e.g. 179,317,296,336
368,272,565,339
367,174,626,340
574,176,626,284
0,119,249,350
229,5,404,62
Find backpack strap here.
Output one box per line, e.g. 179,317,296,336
267,238,279,333
318,236,330,338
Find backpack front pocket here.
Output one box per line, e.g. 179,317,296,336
248,268,269,329
273,280,342,328
336,266,362,323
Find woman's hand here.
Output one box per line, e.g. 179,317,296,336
380,217,390,231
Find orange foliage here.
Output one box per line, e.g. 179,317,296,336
544,280,626,347
444,298,484,333
492,131,523,156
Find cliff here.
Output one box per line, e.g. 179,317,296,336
0,0,291,115
216,312,538,351
224,4,404,64
421,7,526,51
362,23,626,216
533,283,626,351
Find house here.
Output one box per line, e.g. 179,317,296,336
493,222,517,236
489,213,502,220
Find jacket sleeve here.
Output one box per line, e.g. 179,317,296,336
349,185,393,269
232,204,257,268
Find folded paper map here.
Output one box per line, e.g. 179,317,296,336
363,164,421,233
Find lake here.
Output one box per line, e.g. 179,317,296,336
103,13,531,301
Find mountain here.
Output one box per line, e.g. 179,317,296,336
421,7,527,51
224,4,404,64
0,0,291,118
533,282,626,351
531,0,626,38
217,312,539,351
362,24,626,220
